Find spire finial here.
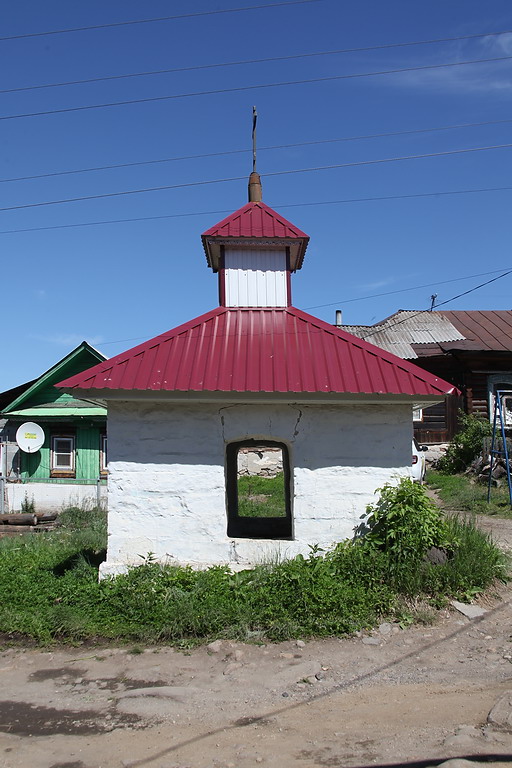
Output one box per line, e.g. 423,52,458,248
252,105,257,172
248,105,262,202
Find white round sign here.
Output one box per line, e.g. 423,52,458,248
16,422,45,453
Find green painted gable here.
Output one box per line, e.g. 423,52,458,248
1,342,108,485
2,342,107,418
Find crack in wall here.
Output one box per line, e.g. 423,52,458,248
290,405,303,440
218,405,239,443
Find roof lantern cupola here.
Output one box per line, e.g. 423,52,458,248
201,108,309,309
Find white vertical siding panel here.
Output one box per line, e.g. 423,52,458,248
225,248,287,307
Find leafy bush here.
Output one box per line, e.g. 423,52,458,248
437,411,492,474
356,478,452,562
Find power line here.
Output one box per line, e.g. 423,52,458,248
1,143,510,213
94,269,512,348
1,185,511,236
305,267,512,310
0,0,320,41
3,118,512,185
2,55,511,122
360,271,512,340
3,28,511,94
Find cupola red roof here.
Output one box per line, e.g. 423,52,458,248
58,306,458,400
202,201,310,272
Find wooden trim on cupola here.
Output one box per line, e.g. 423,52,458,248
218,246,226,307
286,247,292,307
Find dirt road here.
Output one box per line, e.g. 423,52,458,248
0,515,511,768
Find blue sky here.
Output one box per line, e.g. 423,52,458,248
2,0,512,391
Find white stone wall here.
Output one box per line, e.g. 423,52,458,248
237,446,283,476
100,401,412,576
5,481,107,513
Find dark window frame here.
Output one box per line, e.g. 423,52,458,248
226,439,293,539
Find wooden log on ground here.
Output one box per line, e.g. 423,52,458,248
0,514,38,525
0,525,37,535
36,513,58,523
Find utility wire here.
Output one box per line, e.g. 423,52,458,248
360,271,512,340
95,269,512,348
1,185,511,236
1,185,512,236
3,118,512,185
0,0,321,41
1,144,510,213
3,28,511,94
2,55,511,122
305,267,512,309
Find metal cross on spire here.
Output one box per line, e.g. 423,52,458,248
252,105,258,172
248,105,262,202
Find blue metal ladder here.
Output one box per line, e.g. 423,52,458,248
487,389,512,507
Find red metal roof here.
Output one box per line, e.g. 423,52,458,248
58,307,457,397
201,202,309,271
202,201,308,239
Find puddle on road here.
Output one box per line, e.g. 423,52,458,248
28,667,87,682
0,700,140,736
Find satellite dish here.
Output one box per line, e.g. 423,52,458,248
16,422,45,453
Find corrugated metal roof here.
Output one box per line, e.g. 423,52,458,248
342,310,512,358
341,311,465,359
201,202,309,271
202,201,308,239
58,307,457,398
440,310,512,352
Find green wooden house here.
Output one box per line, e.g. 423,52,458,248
0,342,107,513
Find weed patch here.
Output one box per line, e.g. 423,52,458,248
0,486,507,645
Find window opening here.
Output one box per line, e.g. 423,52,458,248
226,440,292,539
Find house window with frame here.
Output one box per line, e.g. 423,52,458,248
488,375,512,427
100,434,108,475
51,435,75,476
226,439,292,539
413,407,423,422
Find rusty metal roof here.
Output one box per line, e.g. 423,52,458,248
58,307,457,398
201,202,309,271
440,310,512,352
342,310,512,358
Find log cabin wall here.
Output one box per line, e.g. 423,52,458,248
413,351,512,443
412,355,462,444
464,371,489,420
414,395,463,444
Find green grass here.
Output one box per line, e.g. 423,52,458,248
237,473,286,517
427,470,512,518
0,485,507,646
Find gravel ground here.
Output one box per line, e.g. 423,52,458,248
0,513,511,768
